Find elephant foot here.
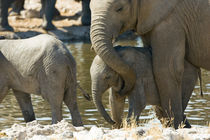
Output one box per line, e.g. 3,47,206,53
72,118,83,127
183,116,191,128
42,22,56,30
9,11,20,16
112,122,122,129
54,8,61,18
0,25,14,31
81,13,91,26
183,121,191,128
23,111,36,122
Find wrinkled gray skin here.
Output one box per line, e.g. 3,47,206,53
90,0,210,128
0,34,83,126
90,46,199,128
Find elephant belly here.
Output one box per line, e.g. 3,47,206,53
186,5,210,70
13,77,40,95
186,32,210,70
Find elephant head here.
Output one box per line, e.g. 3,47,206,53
90,55,123,124
90,0,182,95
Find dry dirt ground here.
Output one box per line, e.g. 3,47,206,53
0,120,209,140
0,0,91,41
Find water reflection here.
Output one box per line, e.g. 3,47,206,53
0,38,209,130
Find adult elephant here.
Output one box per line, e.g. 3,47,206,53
90,0,210,129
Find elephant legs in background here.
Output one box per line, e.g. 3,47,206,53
40,1,60,19
0,0,13,31
0,0,90,31
81,0,91,26
11,0,25,15
109,88,126,128
13,90,35,122
41,0,56,30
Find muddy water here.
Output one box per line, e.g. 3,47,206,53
0,38,209,130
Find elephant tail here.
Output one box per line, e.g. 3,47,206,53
77,81,91,101
198,69,203,97
65,51,91,101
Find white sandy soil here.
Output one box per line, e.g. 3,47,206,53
0,120,209,140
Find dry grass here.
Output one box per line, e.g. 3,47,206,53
0,132,7,138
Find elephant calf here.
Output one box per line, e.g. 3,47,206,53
0,34,84,126
90,46,199,128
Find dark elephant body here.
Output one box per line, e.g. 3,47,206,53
90,0,210,128
0,34,83,126
90,46,199,128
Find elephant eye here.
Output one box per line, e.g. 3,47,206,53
116,7,123,12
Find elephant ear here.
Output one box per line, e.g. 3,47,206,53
137,0,182,34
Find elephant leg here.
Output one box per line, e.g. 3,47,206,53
0,0,13,31
49,101,63,124
40,2,60,19
127,96,143,126
181,60,199,128
151,20,185,129
182,114,191,128
11,0,25,15
46,91,63,124
64,87,83,126
182,61,199,111
0,86,8,103
109,88,125,128
41,0,56,30
127,80,146,125
13,90,35,122
154,60,198,128
81,0,91,26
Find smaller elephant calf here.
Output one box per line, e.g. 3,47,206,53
90,46,199,128
0,34,89,126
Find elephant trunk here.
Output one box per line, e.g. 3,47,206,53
90,13,136,95
91,80,115,124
